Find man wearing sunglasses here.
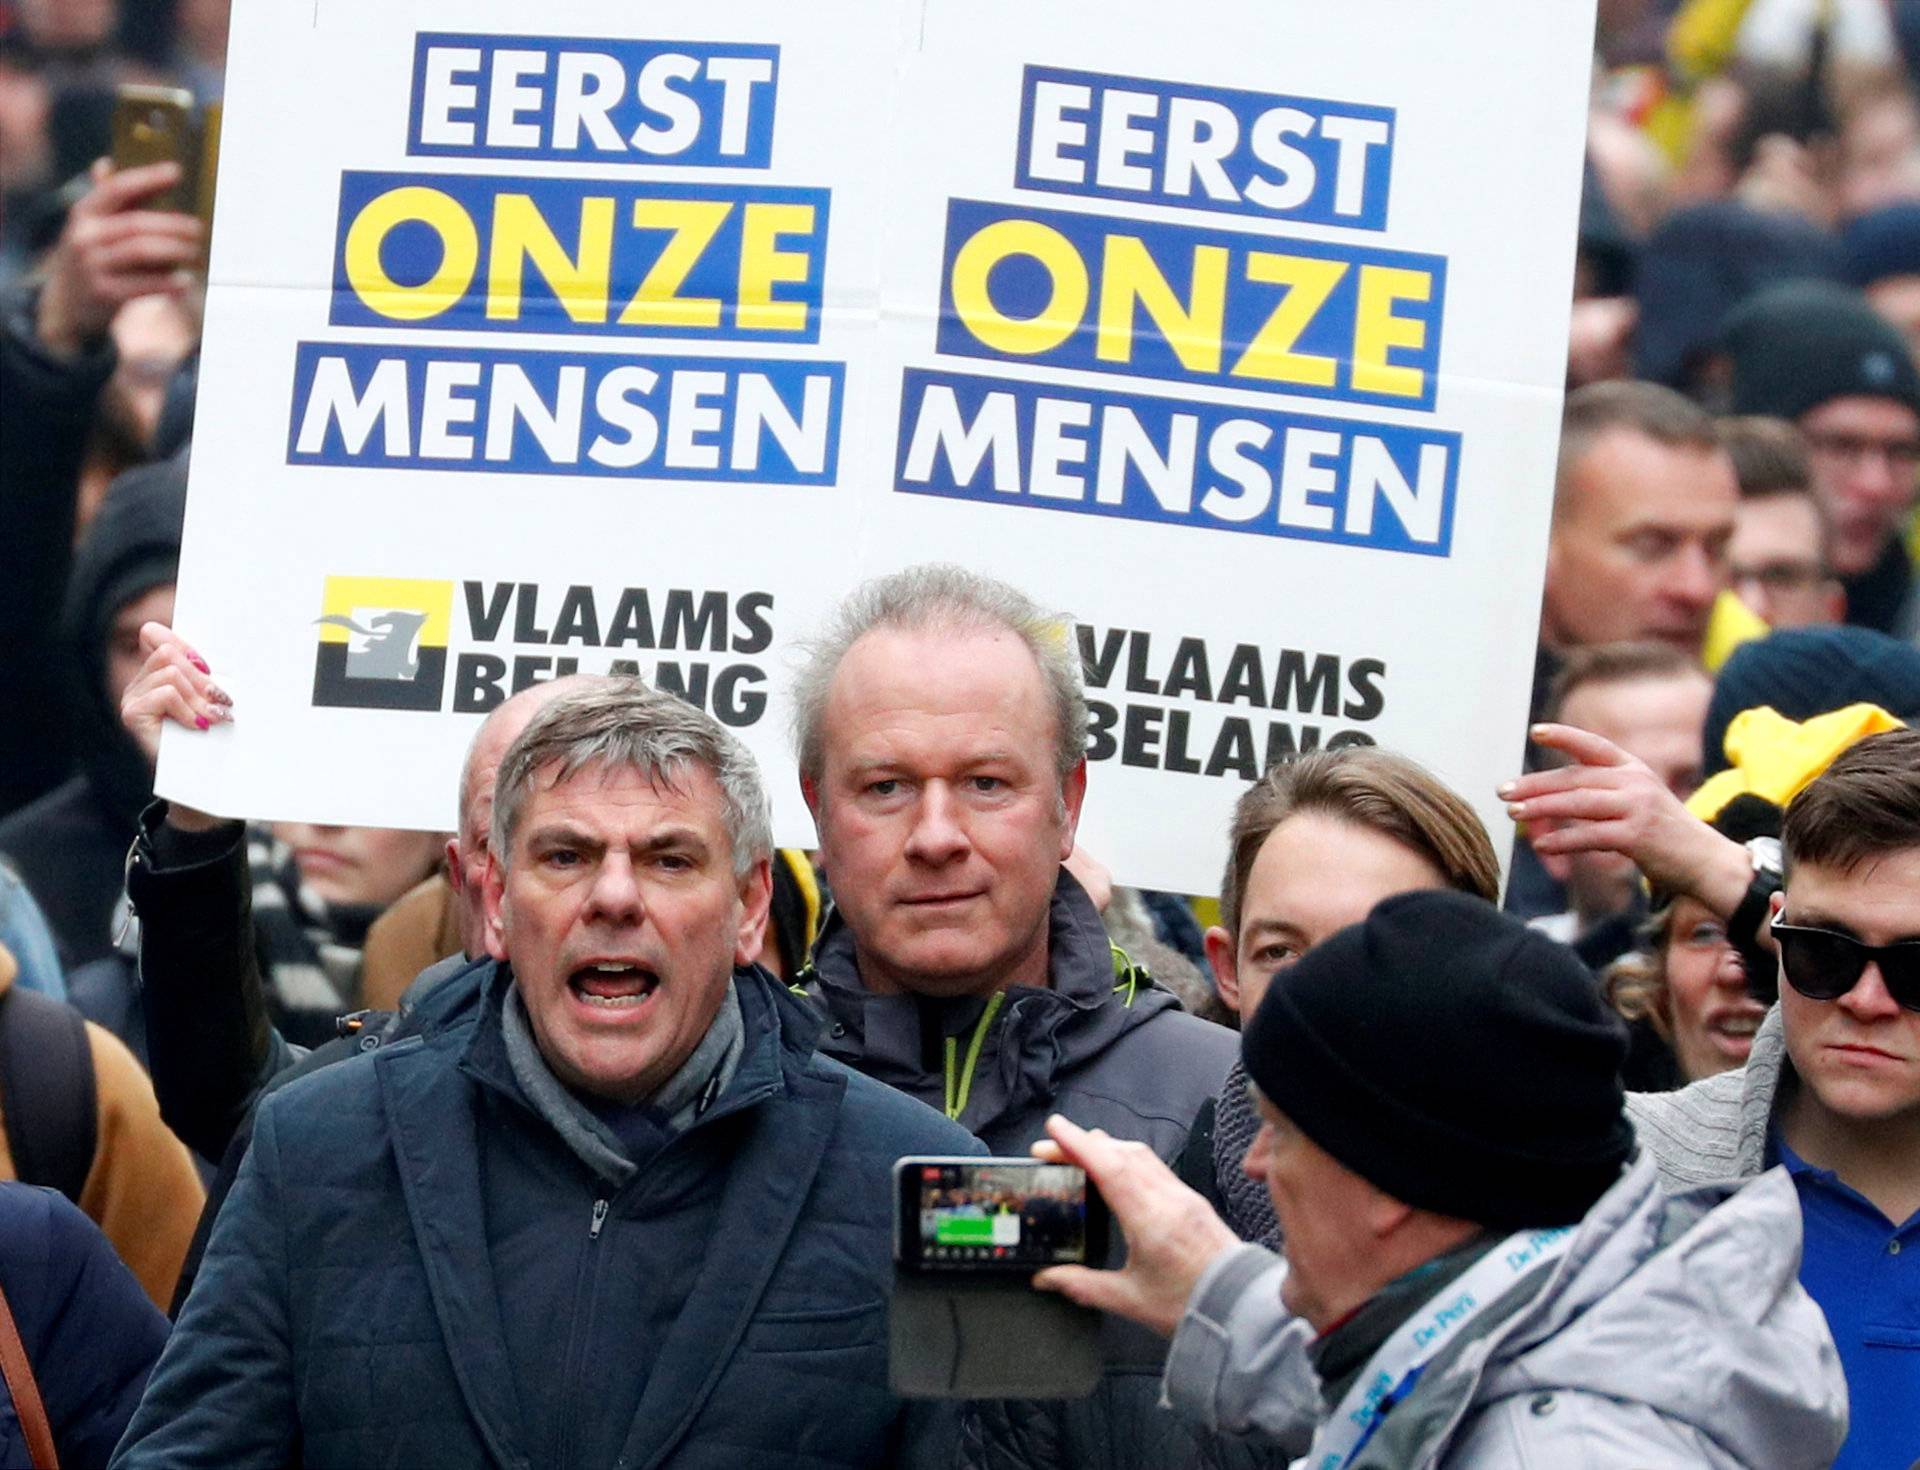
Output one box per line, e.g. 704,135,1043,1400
1628,727,1920,1470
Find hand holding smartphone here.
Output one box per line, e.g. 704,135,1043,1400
889,1156,1109,1398
110,84,222,239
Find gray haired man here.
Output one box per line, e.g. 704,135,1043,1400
792,564,1237,1468
113,679,982,1470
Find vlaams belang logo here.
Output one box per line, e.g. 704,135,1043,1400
311,575,453,711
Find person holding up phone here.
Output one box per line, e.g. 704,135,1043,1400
1032,891,1848,1469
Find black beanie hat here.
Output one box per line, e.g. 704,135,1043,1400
1722,280,1920,421
1241,891,1633,1231
1632,201,1842,388
1703,625,1920,776
1843,201,1920,288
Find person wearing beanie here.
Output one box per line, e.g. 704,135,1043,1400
1031,892,1847,1469
1632,200,1843,392
1720,280,1920,633
1702,624,1920,777
1843,200,1920,361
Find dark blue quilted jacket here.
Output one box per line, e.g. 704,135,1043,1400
0,1183,166,1470
110,963,982,1469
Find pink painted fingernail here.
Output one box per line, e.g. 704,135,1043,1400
190,655,209,674
195,715,210,730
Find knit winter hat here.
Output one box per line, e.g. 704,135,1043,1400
1843,202,1920,288
1722,280,1920,421
1703,625,1920,776
1632,201,1842,388
1241,891,1633,1230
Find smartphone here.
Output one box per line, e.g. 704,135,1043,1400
194,99,222,232
111,85,198,213
894,1157,1109,1275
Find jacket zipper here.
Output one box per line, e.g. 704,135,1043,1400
556,1196,611,1466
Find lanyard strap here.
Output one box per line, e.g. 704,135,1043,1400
942,992,1005,1121
1303,1226,1575,1470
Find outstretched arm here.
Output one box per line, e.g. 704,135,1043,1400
1500,724,1754,920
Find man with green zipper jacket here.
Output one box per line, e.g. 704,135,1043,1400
792,565,1239,1468
111,679,983,1470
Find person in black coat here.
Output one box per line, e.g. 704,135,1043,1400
0,456,186,968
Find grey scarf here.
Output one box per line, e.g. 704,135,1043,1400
502,979,745,1187
1211,1059,1283,1250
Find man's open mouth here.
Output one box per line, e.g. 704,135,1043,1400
569,961,660,1009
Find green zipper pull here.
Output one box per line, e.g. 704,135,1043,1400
943,992,1005,1122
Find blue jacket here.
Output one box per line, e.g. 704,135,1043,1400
111,962,984,1470
0,1183,167,1469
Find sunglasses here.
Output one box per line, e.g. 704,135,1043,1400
1772,923,1920,1013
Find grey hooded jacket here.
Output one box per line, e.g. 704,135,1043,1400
1623,1004,1786,1187
1162,1154,1848,1468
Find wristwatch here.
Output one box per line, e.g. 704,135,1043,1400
1727,836,1784,1004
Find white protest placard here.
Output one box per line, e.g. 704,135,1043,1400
162,0,1596,894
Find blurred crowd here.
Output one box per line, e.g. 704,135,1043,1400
1,1,1920,1467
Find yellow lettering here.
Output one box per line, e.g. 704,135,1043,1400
486,195,616,325
1096,237,1227,373
342,186,479,323
618,200,732,329
1352,265,1430,398
736,203,814,333
1229,253,1346,387
949,219,1088,356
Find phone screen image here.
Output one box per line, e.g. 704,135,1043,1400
907,1161,1091,1271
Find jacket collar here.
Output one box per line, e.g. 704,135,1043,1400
1738,1004,1792,1175
1343,1158,1667,1468
1308,1232,1500,1411
804,868,1173,1133
378,960,840,1470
